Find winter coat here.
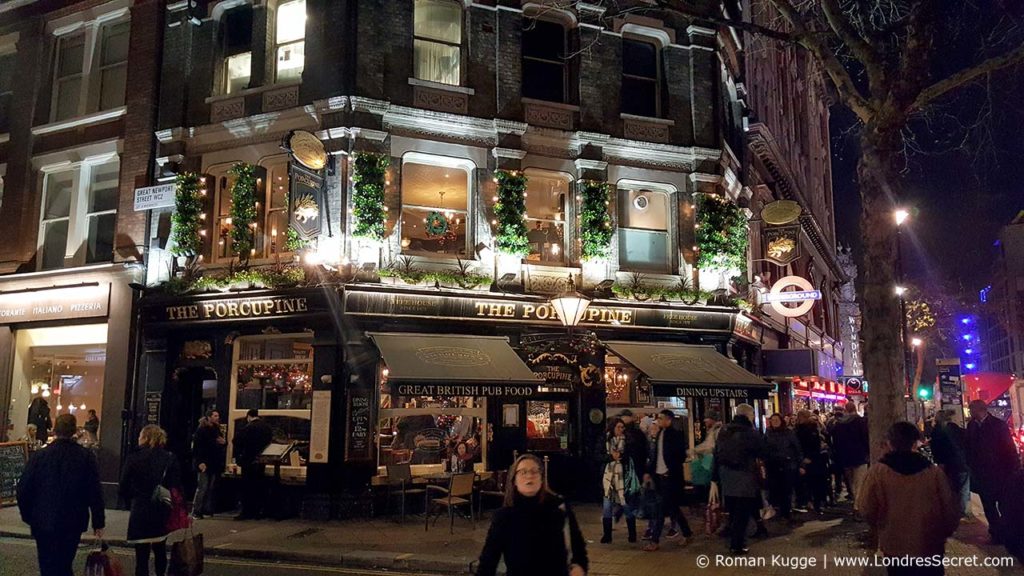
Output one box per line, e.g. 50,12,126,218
476,493,587,576
930,422,967,476
765,427,803,472
193,421,226,474
26,399,52,442
119,447,182,543
966,414,1020,495
622,423,648,475
856,451,960,558
692,422,722,457
233,418,273,467
831,413,870,468
796,422,828,465
648,425,686,479
712,416,765,498
17,438,105,535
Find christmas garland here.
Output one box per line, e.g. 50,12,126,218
695,193,748,274
579,180,613,261
229,163,259,265
352,152,389,241
493,170,529,257
284,227,311,252
425,211,449,236
171,172,204,257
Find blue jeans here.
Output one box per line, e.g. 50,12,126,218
602,495,636,519
958,474,971,516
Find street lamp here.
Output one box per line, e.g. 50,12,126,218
894,208,911,399
894,209,910,226
911,337,923,348
549,274,591,332
895,286,907,297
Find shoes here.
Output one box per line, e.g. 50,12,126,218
642,543,659,552
642,528,653,540
190,513,205,520
792,507,809,514
665,529,680,539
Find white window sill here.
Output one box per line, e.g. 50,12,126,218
521,98,580,112
620,113,674,126
408,77,474,95
32,107,127,136
205,81,302,104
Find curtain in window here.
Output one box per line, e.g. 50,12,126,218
413,0,461,85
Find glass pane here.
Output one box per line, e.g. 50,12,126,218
276,0,306,45
268,209,288,254
522,59,564,102
618,228,670,273
622,40,657,79
237,337,313,361
232,415,310,451
525,173,567,221
224,7,253,52
522,20,564,60
618,189,668,230
55,77,81,121
379,415,481,468
622,76,657,118
0,54,13,93
525,220,564,263
86,213,116,263
41,220,69,270
99,66,127,109
414,0,462,44
527,400,569,451
89,161,120,212
269,164,288,209
57,35,84,77
401,162,468,208
235,363,313,410
44,171,74,219
101,22,130,67
400,206,467,257
413,39,459,85
276,41,304,82
226,52,251,94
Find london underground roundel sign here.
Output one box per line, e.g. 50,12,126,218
765,275,821,318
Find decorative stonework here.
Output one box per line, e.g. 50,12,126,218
210,98,244,123
623,118,670,143
413,85,468,115
263,85,300,113
524,102,574,130
524,264,581,295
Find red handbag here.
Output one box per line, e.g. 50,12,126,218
165,488,191,533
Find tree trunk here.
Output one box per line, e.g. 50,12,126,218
856,124,907,462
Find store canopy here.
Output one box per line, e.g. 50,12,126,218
368,332,540,397
604,341,771,400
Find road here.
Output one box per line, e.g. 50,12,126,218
0,537,441,576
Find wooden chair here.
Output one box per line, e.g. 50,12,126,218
386,464,425,522
425,472,476,534
476,469,507,519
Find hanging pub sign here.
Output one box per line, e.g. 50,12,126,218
285,130,327,171
763,224,801,266
760,200,802,225
283,130,328,241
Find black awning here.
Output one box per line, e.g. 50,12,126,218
605,341,771,400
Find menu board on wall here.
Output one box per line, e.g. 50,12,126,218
345,389,372,462
310,390,331,463
0,442,29,505
144,392,162,425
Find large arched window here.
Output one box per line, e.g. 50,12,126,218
413,0,462,85
617,184,671,273
400,155,472,258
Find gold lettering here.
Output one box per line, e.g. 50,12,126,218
522,304,536,319
238,301,252,316
296,298,308,312
502,304,515,317
283,299,296,313
202,303,215,318
215,303,228,317
227,302,240,317
487,303,503,317
585,308,601,321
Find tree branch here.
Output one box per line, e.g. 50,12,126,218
820,0,885,89
911,40,1024,112
653,0,793,41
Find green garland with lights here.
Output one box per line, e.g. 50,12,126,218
171,172,204,257
284,226,311,252
695,193,748,274
580,180,613,261
229,163,259,265
493,170,529,257
352,152,389,241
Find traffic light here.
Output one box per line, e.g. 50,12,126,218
917,385,933,400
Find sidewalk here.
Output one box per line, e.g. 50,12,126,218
1,499,1019,575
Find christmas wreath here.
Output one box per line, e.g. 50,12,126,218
425,211,449,236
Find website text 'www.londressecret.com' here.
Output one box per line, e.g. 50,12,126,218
695,553,1017,570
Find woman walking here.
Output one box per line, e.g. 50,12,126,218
119,425,182,576
600,418,640,544
795,410,829,514
477,454,588,576
764,413,802,520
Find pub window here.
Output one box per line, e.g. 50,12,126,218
621,38,660,118
522,19,567,103
274,0,306,83
399,156,471,258
210,158,292,262
38,156,120,271
222,6,253,94
617,187,671,273
413,0,462,86
526,400,569,452
524,170,568,264
376,383,485,471
227,334,314,475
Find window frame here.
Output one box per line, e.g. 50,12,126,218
621,37,661,118
273,0,306,84
52,33,87,122
208,156,297,264
616,184,673,274
96,21,129,111
398,154,475,259
412,0,464,86
521,18,568,103
48,9,131,123
523,169,572,265
224,52,253,95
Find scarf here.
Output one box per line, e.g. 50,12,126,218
603,435,626,504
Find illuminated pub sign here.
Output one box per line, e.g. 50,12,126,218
793,379,847,400
143,289,330,324
343,289,735,333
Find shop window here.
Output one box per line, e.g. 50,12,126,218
617,187,670,273
400,158,471,258
38,157,120,271
621,38,660,118
522,19,567,103
228,335,313,470
524,171,568,264
222,6,253,94
526,400,569,452
8,324,108,447
98,22,129,110
274,0,306,83
413,0,462,85
210,158,292,262
0,50,14,133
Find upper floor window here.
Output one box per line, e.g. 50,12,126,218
275,0,306,83
51,20,130,122
210,159,292,262
39,157,120,270
522,19,566,102
621,38,660,118
617,187,670,273
413,0,462,85
98,22,129,110
222,6,253,94
0,49,14,133
524,171,568,264
400,157,471,258
53,34,86,121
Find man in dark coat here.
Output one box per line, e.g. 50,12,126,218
713,403,766,555
17,413,105,576
966,400,1020,544
192,409,226,518
27,397,52,445
930,409,970,517
232,408,273,520
618,409,649,478
831,402,870,509
642,410,692,551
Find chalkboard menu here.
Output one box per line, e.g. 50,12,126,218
0,442,29,505
345,389,372,462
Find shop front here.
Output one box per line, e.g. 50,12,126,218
763,348,846,415
0,266,139,500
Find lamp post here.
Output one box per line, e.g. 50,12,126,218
895,208,911,399
549,274,591,335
